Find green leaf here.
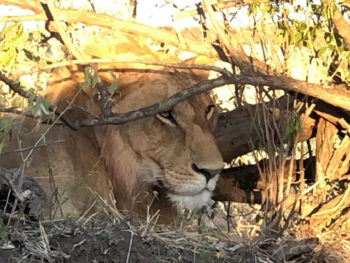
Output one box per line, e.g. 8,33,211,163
27,96,52,118
298,23,307,31
0,24,27,69
81,66,99,90
108,82,118,95
317,46,328,57
294,32,303,43
327,44,336,51
40,102,50,115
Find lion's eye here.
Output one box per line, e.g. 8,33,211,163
156,110,177,127
205,105,215,120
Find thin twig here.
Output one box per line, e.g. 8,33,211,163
69,103,99,118
20,88,82,167
0,107,27,115
0,72,29,98
0,71,78,129
18,58,233,77
125,230,134,263
2,139,65,154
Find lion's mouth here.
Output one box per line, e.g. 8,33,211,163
155,180,211,197
170,188,210,197
153,180,214,210
167,189,213,210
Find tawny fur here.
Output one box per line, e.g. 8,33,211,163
1,69,223,223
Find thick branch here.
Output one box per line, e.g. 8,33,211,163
233,73,350,112
2,67,349,130
78,76,228,127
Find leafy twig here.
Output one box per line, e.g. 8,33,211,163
0,72,29,98
0,71,77,129
2,140,65,154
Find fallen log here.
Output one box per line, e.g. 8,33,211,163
214,157,318,204
215,95,316,162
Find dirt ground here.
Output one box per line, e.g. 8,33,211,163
0,176,333,263
1,214,341,263
0,218,251,263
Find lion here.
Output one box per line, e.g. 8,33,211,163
1,66,224,223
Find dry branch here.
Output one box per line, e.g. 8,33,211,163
49,61,350,113
26,59,233,77
239,73,350,112
1,1,350,112
2,65,349,133
0,72,30,98
78,76,228,127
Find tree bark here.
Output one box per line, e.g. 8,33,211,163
215,95,316,162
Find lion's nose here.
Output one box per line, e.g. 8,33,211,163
191,163,223,183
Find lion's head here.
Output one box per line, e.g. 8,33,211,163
90,71,224,215
2,67,224,222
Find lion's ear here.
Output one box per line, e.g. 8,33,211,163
184,55,214,80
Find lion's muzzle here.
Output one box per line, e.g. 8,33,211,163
191,163,223,183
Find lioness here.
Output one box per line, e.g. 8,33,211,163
1,68,224,223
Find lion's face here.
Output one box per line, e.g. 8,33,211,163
153,98,223,209
95,72,224,211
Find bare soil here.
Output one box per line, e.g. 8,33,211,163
0,218,236,263
0,216,330,263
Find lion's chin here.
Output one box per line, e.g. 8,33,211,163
167,190,213,210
